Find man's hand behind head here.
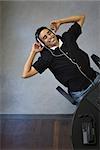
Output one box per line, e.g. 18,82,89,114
50,20,61,32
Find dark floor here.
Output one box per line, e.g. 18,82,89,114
0,114,73,150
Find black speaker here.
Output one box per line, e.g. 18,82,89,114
72,83,100,150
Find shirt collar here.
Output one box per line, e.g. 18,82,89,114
51,39,63,50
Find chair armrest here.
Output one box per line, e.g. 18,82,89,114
91,54,100,69
56,86,77,105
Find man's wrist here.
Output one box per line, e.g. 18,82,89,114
56,19,63,25
58,18,69,25
59,19,64,25
31,49,37,56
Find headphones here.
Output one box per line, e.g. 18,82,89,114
37,38,45,47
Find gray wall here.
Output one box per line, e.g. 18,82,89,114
0,2,2,108
0,1,100,114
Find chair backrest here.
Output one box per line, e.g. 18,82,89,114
91,54,100,69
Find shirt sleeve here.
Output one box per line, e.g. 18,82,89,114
32,50,53,74
62,22,82,42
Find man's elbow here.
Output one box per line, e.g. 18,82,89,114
21,71,29,79
21,73,28,79
77,15,85,27
21,67,38,79
81,15,85,22
82,14,85,19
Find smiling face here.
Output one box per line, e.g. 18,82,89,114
39,29,59,48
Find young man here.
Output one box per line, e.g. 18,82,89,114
22,15,99,104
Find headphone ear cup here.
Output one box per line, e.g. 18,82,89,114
40,42,45,47
49,28,56,34
51,29,55,34
37,38,44,47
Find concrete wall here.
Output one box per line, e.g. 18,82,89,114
0,1,100,114
0,2,2,110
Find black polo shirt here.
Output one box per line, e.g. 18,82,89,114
32,22,96,92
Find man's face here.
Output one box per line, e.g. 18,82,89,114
39,29,59,48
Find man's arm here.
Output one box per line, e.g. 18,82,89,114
50,15,85,32
22,43,43,78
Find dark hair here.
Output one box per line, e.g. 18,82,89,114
35,26,48,41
